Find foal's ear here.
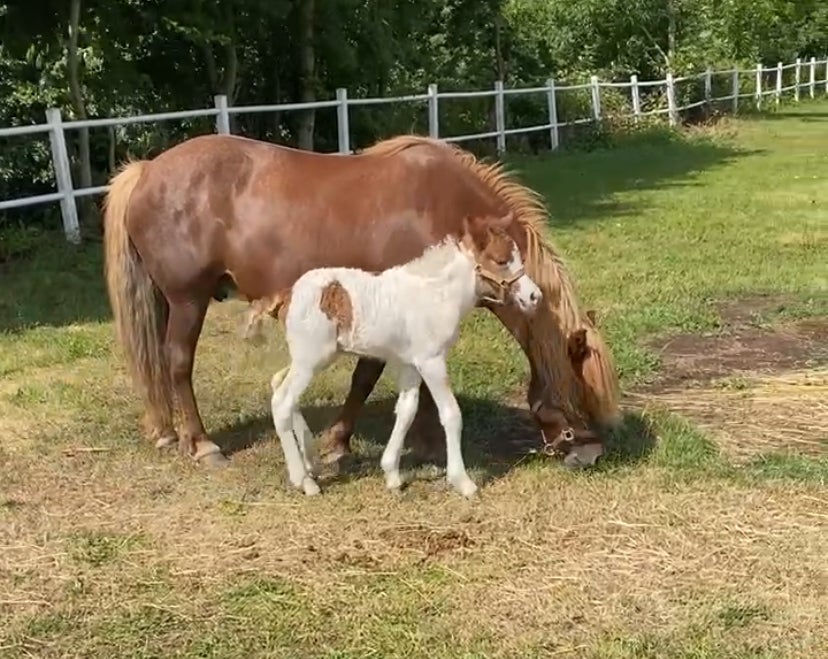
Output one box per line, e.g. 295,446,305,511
585,309,597,325
462,214,490,250
491,211,514,230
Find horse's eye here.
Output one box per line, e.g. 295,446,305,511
495,259,509,267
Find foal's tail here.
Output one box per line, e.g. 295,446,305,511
103,160,173,424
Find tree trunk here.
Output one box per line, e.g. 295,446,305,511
297,0,316,151
67,0,97,233
667,0,677,68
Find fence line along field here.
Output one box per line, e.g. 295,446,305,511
1,100,827,658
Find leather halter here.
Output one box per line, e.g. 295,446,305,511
474,263,525,305
530,399,579,457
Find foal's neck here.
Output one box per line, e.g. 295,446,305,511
395,243,478,329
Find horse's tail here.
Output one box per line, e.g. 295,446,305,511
103,160,173,424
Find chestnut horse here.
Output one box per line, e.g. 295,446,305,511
103,133,620,468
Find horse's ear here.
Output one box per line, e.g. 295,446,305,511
567,328,588,360
586,309,596,325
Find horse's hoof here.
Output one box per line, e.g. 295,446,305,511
320,445,349,465
199,451,231,469
154,435,178,450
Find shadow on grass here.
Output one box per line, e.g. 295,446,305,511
214,396,658,487
508,127,760,228
0,233,109,333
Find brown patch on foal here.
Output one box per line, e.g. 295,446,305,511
319,280,353,334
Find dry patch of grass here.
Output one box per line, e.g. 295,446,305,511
2,442,827,657
630,368,828,462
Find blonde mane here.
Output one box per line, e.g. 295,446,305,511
363,135,621,426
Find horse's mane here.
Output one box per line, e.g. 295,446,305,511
363,135,621,426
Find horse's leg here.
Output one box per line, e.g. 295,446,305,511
380,364,422,491
271,364,320,496
166,297,228,467
319,357,385,461
416,356,477,498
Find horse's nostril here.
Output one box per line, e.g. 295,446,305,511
530,290,541,303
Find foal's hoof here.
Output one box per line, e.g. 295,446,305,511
301,477,321,496
452,479,479,499
199,451,231,469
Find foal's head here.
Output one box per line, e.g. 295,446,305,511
461,213,542,314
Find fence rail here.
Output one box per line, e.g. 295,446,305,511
2,56,828,243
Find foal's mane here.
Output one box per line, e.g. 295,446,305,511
399,236,470,279
363,135,621,426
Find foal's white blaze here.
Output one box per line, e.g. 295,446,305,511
508,245,542,313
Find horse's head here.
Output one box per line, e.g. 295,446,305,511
461,212,542,315
527,309,608,469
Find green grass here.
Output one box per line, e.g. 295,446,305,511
0,100,827,658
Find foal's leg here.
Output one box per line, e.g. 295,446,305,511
416,356,477,498
293,411,320,476
320,357,385,461
380,364,422,491
271,365,320,496
270,368,318,476
166,297,228,467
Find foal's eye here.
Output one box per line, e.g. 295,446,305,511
495,259,509,267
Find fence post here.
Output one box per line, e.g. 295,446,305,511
427,84,439,138
732,68,739,113
775,62,783,104
666,73,677,126
795,58,801,101
336,88,350,154
630,74,641,123
45,107,80,244
546,78,559,151
704,67,712,107
825,56,828,94
494,80,506,155
809,57,816,98
755,63,762,109
214,95,230,134
590,75,601,121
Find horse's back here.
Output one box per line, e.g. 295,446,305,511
123,133,502,301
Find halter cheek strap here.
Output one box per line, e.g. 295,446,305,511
529,398,577,456
474,263,525,305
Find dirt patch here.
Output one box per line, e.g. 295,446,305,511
643,297,828,391
631,296,828,460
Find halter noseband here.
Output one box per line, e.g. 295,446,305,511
530,398,578,457
474,263,525,305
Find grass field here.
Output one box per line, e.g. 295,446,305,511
1,100,827,658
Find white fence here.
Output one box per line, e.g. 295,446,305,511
2,56,828,243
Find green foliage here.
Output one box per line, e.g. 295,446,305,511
1,0,828,232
